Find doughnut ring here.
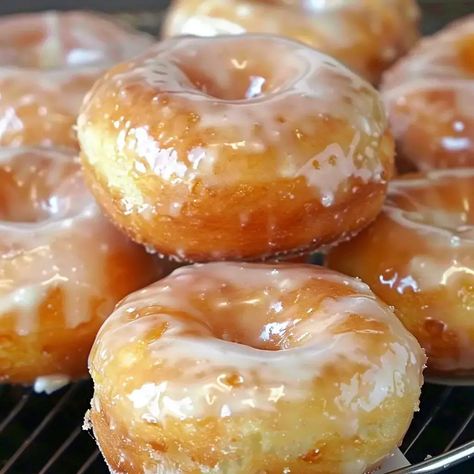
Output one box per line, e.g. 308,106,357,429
163,0,420,83
382,15,474,171
0,147,167,386
328,169,474,375
78,34,394,262
0,11,152,148
88,262,425,474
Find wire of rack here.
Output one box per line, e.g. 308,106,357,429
0,381,473,473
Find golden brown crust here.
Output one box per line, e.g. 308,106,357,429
0,255,159,384
0,72,97,149
91,396,416,474
81,150,392,262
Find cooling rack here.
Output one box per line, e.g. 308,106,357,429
0,381,473,473
0,1,474,473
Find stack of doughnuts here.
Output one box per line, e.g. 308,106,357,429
77,31,426,473
10,3,474,473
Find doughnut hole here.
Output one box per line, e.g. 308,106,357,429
89,264,423,473
174,38,300,101
328,170,474,374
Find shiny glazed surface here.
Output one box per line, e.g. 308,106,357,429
88,262,424,474
163,0,420,84
382,15,474,171
0,148,168,384
0,11,152,148
78,34,394,262
327,169,474,374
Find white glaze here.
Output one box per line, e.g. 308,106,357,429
80,34,388,210
33,374,71,394
0,67,100,124
385,169,474,249
296,131,384,206
92,263,424,423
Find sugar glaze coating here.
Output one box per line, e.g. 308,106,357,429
328,169,474,374
163,0,420,83
88,262,424,474
0,11,152,148
382,15,474,170
0,148,166,383
78,34,394,262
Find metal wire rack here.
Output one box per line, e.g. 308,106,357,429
0,1,474,473
0,381,473,473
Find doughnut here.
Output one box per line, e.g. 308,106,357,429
0,147,169,386
327,169,474,375
87,262,424,474
0,11,152,149
78,34,395,262
381,15,474,171
163,0,420,83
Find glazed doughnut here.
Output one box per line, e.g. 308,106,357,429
0,148,168,386
87,262,424,474
0,11,152,149
78,34,394,262
327,169,474,375
381,15,474,171
163,0,420,83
